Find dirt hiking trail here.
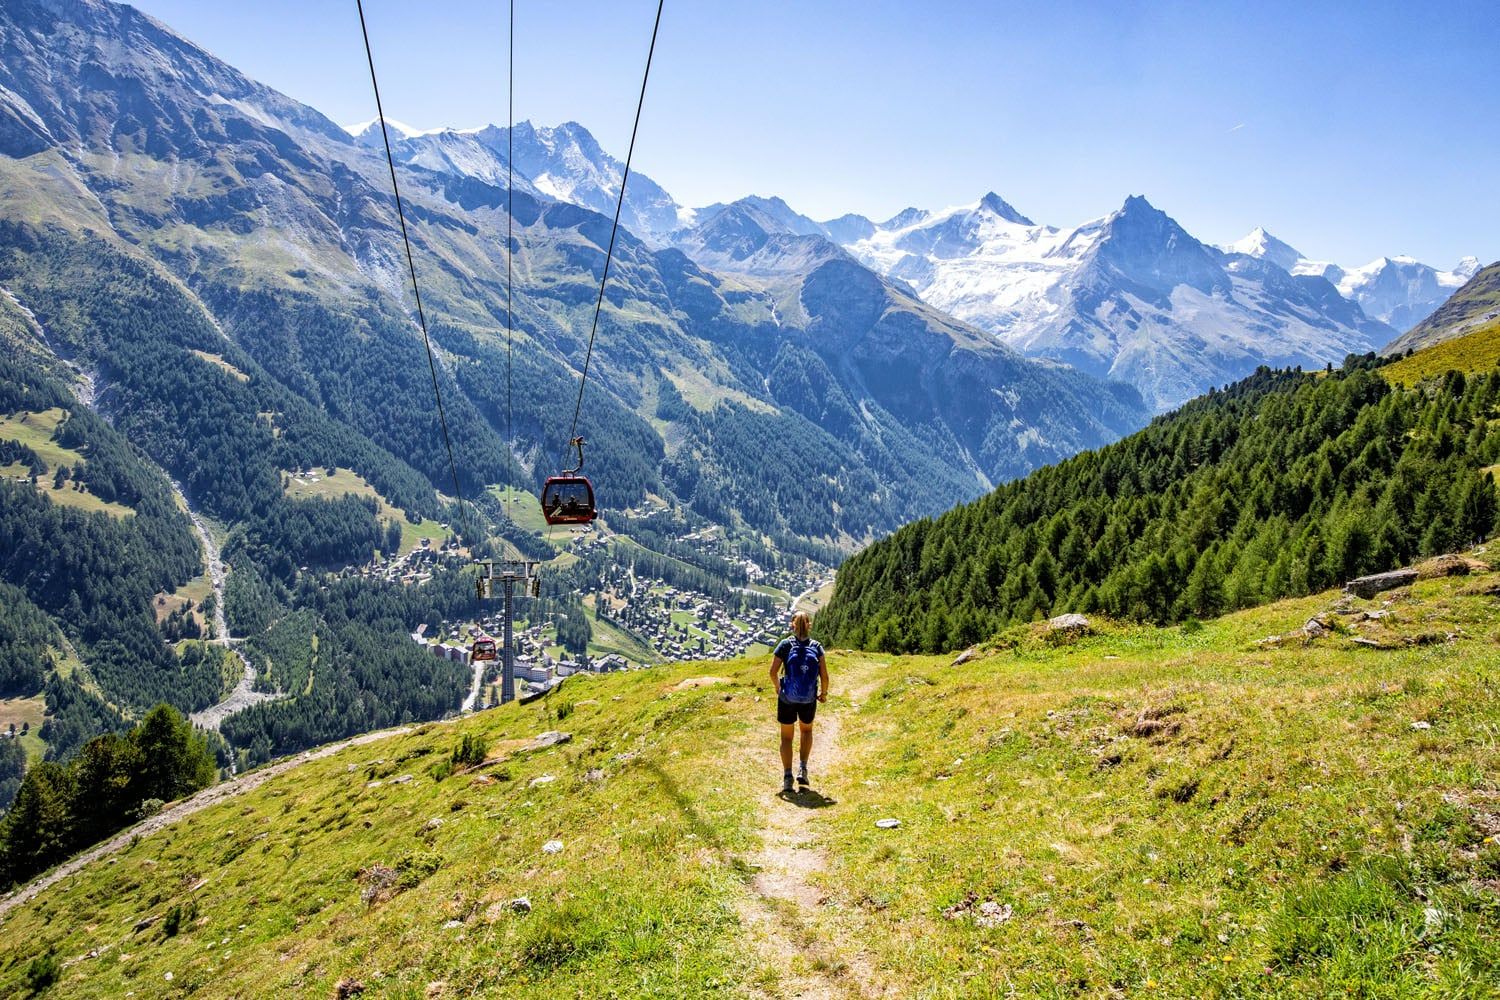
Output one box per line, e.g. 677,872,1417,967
732,661,892,999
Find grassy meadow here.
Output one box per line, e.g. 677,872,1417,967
1,569,1498,997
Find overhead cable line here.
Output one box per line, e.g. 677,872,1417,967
505,0,515,522
562,0,665,466
355,0,475,544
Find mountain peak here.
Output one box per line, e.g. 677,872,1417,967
344,118,427,147
881,207,930,231
1224,227,1305,272
1116,194,1161,218
977,192,1035,226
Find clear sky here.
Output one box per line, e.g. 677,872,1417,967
130,0,1498,269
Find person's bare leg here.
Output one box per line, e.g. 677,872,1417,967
799,722,813,767
780,722,795,772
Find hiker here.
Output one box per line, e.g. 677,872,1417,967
769,611,828,793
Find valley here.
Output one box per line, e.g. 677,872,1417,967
0,0,1496,992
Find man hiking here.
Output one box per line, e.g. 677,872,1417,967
769,611,829,794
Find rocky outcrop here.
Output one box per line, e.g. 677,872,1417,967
1344,569,1419,599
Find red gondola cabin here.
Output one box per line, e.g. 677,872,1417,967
471,637,498,662
541,476,596,525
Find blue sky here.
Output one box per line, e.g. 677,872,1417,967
132,0,1498,268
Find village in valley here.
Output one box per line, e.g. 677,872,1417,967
373,499,834,705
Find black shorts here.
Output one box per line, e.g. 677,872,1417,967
777,698,817,725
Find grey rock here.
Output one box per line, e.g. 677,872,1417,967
1047,613,1092,634
950,646,981,666
1344,569,1419,599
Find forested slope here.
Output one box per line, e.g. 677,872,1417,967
819,357,1500,652
0,350,208,761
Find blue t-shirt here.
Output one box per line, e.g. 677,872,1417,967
774,636,822,703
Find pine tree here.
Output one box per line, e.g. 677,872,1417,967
0,761,73,887
130,704,216,804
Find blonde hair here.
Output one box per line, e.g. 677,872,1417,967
791,611,811,639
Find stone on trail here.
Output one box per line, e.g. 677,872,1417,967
942,891,1013,927
975,901,1014,928
1302,615,1333,638
528,774,556,788
1411,721,1432,730
542,839,564,854
875,818,901,829
510,896,532,914
532,731,572,750
1344,569,1418,599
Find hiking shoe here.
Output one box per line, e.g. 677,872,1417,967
797,764,809,785
782,772,794,793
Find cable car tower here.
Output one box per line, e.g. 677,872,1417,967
476,560,540,704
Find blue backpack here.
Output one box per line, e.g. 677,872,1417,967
777,637,821,703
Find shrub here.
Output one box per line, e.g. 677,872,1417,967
451,733,487,769
24,949,58,992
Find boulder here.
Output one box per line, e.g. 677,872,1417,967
1344,569,1418,599
1046,613,1092,635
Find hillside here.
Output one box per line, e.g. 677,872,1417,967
1386,261,1500,356
816,353,1500,653
1383,318,1500,387
1,571,1498,996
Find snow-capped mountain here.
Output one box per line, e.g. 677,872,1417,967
672,197,849,277
836,195,1396,410
689,195,827,240
326,112,1464,413
345,122,540,196
340,119,679,239
1223,227,1305,272
1221,228,1479,331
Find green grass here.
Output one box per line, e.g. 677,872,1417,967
188,350,250,383
748,583,792,603
283,468,449,557
0,409,133,518
0,663,771,998
489,486,555,543
663,367,777,415
1383,318,1500,387
793,579,837,614
154,571,214,632
582,604,657,664
0,695,47,762
814,578,1500,998
4,573,1500,997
